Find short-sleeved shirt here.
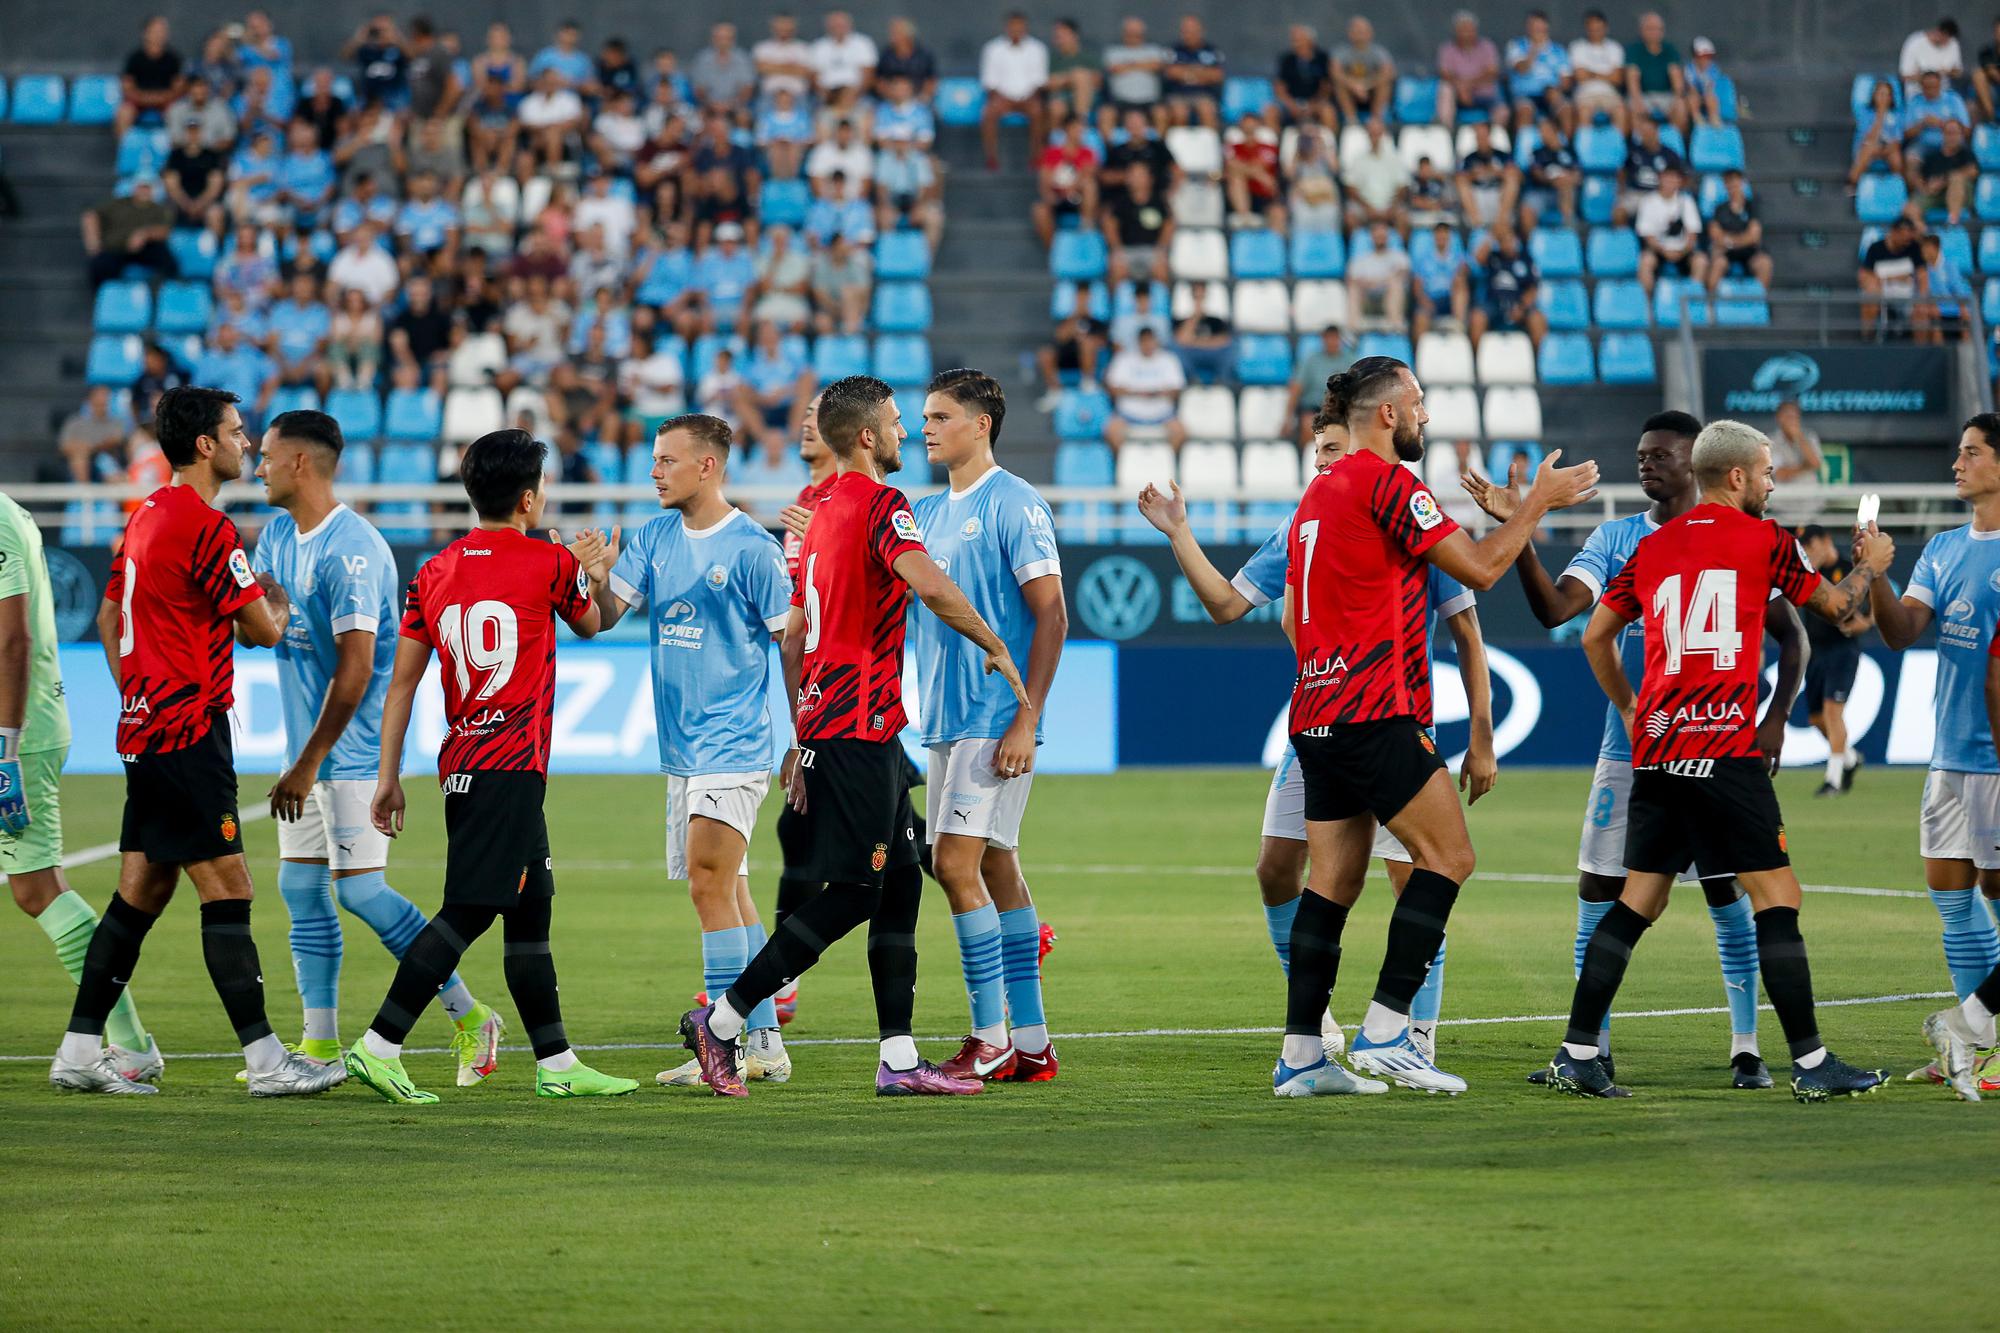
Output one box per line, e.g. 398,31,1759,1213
108,484,263,754
1331,43,1391,86
1862,238,1926,298
266,299,330,363
0,493,71,753
1285,449,1460,731
876,42,937,89
1909,525,2000,772
784,474,839,580
1482,246,1538,307
1531,143,1580,184
1600,503,1821,767
276,149,335,204
1902,89,1969,151
1277,48,1330,100
1711,194,1758,239
164,146,223,203
1103,42,1169,103
1105,347,1186,422
608,507,791,777
397,198,459,252
1411,236,1468,298
1562,510,1659,762
191,343,272,406
125,46,184,93
1165,42,1224,98
1109,193,1168,247
1623,143,1687,194
1568,37,1625,91
252,505,398,781
1437,39,1500,96
910,467,1061,746
398,526,590,779
1625,40,1682,93
1635,191,1701,249
1921,143,1977,182
812,33,878,90
1506,38,1571,97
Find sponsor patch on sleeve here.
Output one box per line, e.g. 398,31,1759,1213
228,548,255,588
892,509,922,543
1409,490,1444,531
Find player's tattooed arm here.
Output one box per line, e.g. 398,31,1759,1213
1806,526,1892,627
1582,603,1638,739
1140,480,1258,623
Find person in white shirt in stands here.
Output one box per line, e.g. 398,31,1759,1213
1635,164,1707,295
1901,18,1965,96
980,12,1050,172
806,117,875,191
1568,8,1628,132
620,337,688,427
1347,218,1412,331
811,10,877,118
752,14,816,103
327,220,401,306
1340,117,1410,230
1102,325,1188,452
574,172,637,261
517,67,585,172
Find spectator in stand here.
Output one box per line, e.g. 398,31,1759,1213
1163,15,1225,129
266,270,330,388
1224,111,1285,229
874,74,936,148
568,225,623,303
1172,280,1234,385
166,77,237,153
502,275,572,382
472,21,527,95
518,67,586,172
1920,231,1973,342
877,18,939,102
396,169,462,267
1109,281,1171,351
1436,11,1508,130
594,37,642,103
1100,106,1174,210
1046,19,1100,124
1331,17,1395,127
693,221,757,331
163,120,226,227
1849,78,1905,189
1101,18,1170,138
1341,117,1409,231
1901,70,1970,157
232,66,285,147
326,287,382,390
1706,169,1773,292
978,12,1051,171
129,341,187,423
1456,121,1520,228
1908,118,1978,226
529,20,593,91
1033,117,1101,248
1288,325,1352,443
276,120,336,229
694,111,762,242
730,432,810,499
747,223,813,331
330,172,396,247
806,117,874,189
1347,219,1411,331
296,68,347,152
1103,160,1173,286
60,387,130,483
575,170,637,259
81,176,177,289
753,14,815,104
1625,12,1686,133
405,17,463,122
188,29,241,101
736,320,814,450
590,88,647,178
1522,116,1581,229
1275,25,1333,127
1407,156,1457,230
1900,18,1965,97
621,321,689,428
327,219,400,305
1410,221,1471,338
345,14,409,109
812,11,878,118
332,98,404,198
1769,401,1826,484
1103,325,1187,451
696,346,745,425
1569,9,1628,133
193,319,276,429
1635,164,1706,295
1036,291,1108,408
1681,36,1726,129
213,287,269,348
1285,124,1342,231
213,224,278,309
238,11,296,117
1469,222,1547,348
1508,10,1574,136
118,16,187,138
1615,115,1687,226
810,229,873,334
1975,18,2000,120
805,170,876,248
691,23,757,114
876,132,943,249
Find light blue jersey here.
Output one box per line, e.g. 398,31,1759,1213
1562,511,1658,763
1907,525,2000,774
910,467,1062,747
608,507,792,778
251,505,398,781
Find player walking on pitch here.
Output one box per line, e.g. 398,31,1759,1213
343,429,637,1102
1545,420,1890,1102
249,409,504,1082
55,385,344,1096
1796,524,1871,798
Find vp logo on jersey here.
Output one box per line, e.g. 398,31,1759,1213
228,548,255,589
1409,490,1444,531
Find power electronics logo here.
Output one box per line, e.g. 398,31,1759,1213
1722,352,1929,414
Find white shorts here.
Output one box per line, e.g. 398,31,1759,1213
274,778,392,870
665,772,765,881
1919,770,2000,869
1576,756,1705,882
1263,749,1412,863
926,738,1033,850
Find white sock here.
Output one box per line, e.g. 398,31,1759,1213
1281,1033,1323,1067
361,1029,401,1060
1842,748,1860,769
708,995,746,1041
1794,1045,1828,1069
880,1035,919,1070
303,1007,338,1042
1410,1021,1436,1044
1012,1022,1049,1055
537,1048,578,1072
972,1022,1010,1048
1562,1041,1599,1061
749,1028,786,1056
437,981,477,1024
1963,994,1999,1046
1824,754,1844,786
1359,1000,1405,1043
59,1030,102,1065
1730,1032,1761,1059
243,1033,288,1073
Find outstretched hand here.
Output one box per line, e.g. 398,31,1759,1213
1136,480,1189,535
1459,471,1520,522
1525,448,1600,512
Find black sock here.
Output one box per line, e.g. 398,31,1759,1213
1564,901,1650,1048
1698,876,1741,909
911,810,936,882
727,879,879,1016
199,899,274,1047
67,894,159,1036
773,805,820,927
1975,964,2000,1020
1285,892,1349,1037
373,903,495,1045
867,863,924,1039
501,895,568,1059
1754,906,1823,1060
1371,868,1462,1011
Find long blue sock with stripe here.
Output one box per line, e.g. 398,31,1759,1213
1932,888,2000,1001
1409,936,1447,1024
1265,896,1300,976
954,903,1008,1043
998,905,1047,1035
336,871,475,1022
741,920,780,1032
1575,898,1615,1047
701,927,750,1026
278,861,342,1041
1706,893,1761,1036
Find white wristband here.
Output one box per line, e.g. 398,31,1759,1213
0,727,19,763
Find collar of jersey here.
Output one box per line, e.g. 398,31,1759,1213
948,465,1003,502
683,507,742,541
1967,524,2000,542
293,503,349,543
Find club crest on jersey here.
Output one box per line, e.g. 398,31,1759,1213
1417,732,1436,754
871,843,888,871
961,517,983,539
228,548,255,589
1409,491,1444,531
892,510,922,543
706,564,728,588
871,713,886,731
220,813,238,842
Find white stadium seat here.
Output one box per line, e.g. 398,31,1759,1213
1179,385,1237,439
1241,440,1301,494
446,331,507,388
504,386,551,436
1476,331,1537,385
518,174,554,223
1425,385,1482,440
442,386,505,444
1231,280,1291,332
1415,330,1475,385
1484,386,1544,438
1292,280,1349,332
1115,440,1178,492
1398,125,1454,174
1338,123,1372,165
1454,124,1511,158
1171,279,1231,321
1237,386,1290,440
1168,229,1229,281
1178,441,1240,496
1166,126,1223,177
1170,179,1224,229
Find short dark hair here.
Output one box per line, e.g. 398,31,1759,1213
460,429,546,519
1964,412,2000,452
409,15,434,37
268,408,345,469
1583,8,1607,21
816,375,895,459
1641,410,1703,440
658,412,733,459
1324,356,1408,425
1799,524,1831,544
154,385,240,468
929,368,1008,444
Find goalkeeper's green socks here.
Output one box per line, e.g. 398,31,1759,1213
38,890,151,1051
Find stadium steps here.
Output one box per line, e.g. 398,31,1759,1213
1542,384,1674,466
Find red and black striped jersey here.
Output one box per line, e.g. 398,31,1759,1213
107,484,263,755
399,526,590,779
790,471,927,742
783,473,839,582
1601,502,1822,767
1285,448,1460,732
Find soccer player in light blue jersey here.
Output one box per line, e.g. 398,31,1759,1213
250,410,503,1083
585,414,798,1087
1462,410,1806,1090
1867,414,2000,1089
907,369,1069,1083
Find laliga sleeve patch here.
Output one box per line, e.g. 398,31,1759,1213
228,548,256,588
1408,490,1444,531
575,566,590,599
892,509,922,543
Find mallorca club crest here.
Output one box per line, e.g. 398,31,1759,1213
1417,732,1436,755
220,812,239,842
871,843,889,871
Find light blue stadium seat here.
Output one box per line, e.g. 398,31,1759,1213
1221,76,1274,123
93,280,151,334
383,389,443,441
1586,229,1640,278
1487,441,1544,481
10,75,64,125
1850,73,1897,120
67,74,120,124
875,231,931,279
1053,388,1113,441
1985,280,2000,325
812,333,869,381
1713,278,1770,327
1576,124,1624,172
759,178,809,227
152,280,211,334
324,387,382,439
1539,278,1590,331
1347,227,1405,259
1937,225,1975,275
1580,175,1618,225
1355,332,1412,362
166,228,218,279
1050,231,1107,280
1653,277,1710,326
1592,280,1649,330
688,333,737,381
1978,125,2000,172
85,334,142,385
575,441,618,486
872,334,931,385
1530,229,1583,278
936,77,984,127
337,442,376,485
619,444,654,486
1229,229,1286,279
1289,228,1345,278
893,386,927,438
1656,125,1688,158
1050,280,1110,321
1713,73,1739,123
1982,230,2000,275
1393,76,1438,125
1234,333,1292,385
1689,125,1744,172
61,499,123,546
871,282,932,332
1855,173,1908,224
1537,332,1595,385
373,443,437,543
1978,175,2000,222
1054,441,1115,486
1597,331,1657,384
1111,279,1169,317
115,127,170,177
267,385,321,419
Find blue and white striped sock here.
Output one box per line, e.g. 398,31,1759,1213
1575,898,1615,1047
1932,888,2000,1001
1706,892,1760,1037
701,926,750,1022
1409,936,1447,1025
278,861,341,1041
998,905,1047,1044
337,870,474,1021
954,903,1008,1045
741,920,780,1032
1265,896,1300,977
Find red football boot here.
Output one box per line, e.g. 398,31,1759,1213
937,1035,1017,1081
1001,1044,1059,1083
774,982,798,1026
1038,922,1057,962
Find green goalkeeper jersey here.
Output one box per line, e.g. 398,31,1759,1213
0,491,73,753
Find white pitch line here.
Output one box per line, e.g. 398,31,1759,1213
0,990,1950,1063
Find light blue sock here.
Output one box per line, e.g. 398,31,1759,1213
954,903,1008,1038
742,920,780,1032
998,905,1046,1030
1410,936,1447,1024
701,926,750,1022
1575,898,1615,1043
1931,888,2000,1001
336,870,471,1014
1265,896,1300,977
1706,891,1760,1036
1987,894,2000,936
277,861,341,1013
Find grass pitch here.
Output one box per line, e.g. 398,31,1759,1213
0,765,1990,1330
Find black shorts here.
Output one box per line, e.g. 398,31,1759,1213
1804,646,1860,712
1723,243,1762,270
441,769,555,909
1291,717,1447,825
120,710,243,865
795,737,921,887
1656,251,1694,276
1627,758,1790,877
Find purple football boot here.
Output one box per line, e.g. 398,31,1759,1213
678,1004,746,1097
875,1058,984,1097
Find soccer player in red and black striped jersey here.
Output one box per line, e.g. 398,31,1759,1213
1275,357,1599,1098
341,429,638,1103
54,386,345,1098
1550,420,1894,1101
680,374,1027,1098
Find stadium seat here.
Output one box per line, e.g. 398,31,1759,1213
1167,278,1228,324
10,75,63,124
1713,278,1770,327
1937,224,1975,275
1586,229,1641,278
1234,333,1293,385
383,388,443,441
871,282,932,332
1597,331,1658,384
1593,280,1650,330
759,178,809,227
504,387,551,437
338,442,376,485
808,333,866,382
1165,126,1223,177
891,385,927,437
687,333,734,381
1170,179,1224,229
1050,231,1107,280
871,334,931,384
1978,175,2000,222
1178,386,1237,439
1053,388,1114,441
446,331,507,388
1653,277,1711,326
61,499,123,546
1978,124,2000,172
1338,123,1372,165
1397,125,1453,174
1221,77,1275,124
1982,230,2000,275
1290,229,1345,278
1393,76,1439,125
115,127,169,177
1114,441,1178,493
1539,278,1590,331
1576,124,1624,172
375,442,437,483
1855,173,1908,223
1231,280,1290,333
1689,125,1745,172
875,231,931,280
1179,440,1240,496
1050,280,1110,321
1291,280,1348,331
1355,332,1413,364
1850,73,1895,119
267,385,322,419
935,77,984,126
1476,332,1537,385
84,334,141,385
152,280,211,334
1415,331,1476,385
1425,386,1481,440
1237,387,1290,440
1167,229,1228,281
1713,73,1740,123
166,227,218,279
1240,440,1300,494
324,387,383,439
67,73,119,124
1483,387,1544,440
1054,441,1115,486
1487,440,1544,481
1580,175,1618,225
442,387,503,444
619,443,655,486
1454,125,1512,161
1537,332,1596,385
1229,229,1286,279
92,280,150,334
1529,229,1584,278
